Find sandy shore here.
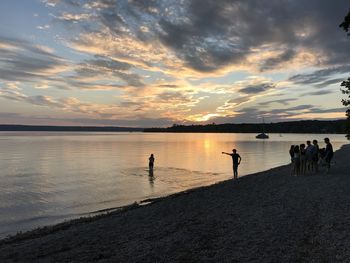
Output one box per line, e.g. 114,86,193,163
1,144,350,262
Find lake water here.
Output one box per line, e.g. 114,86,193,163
0,132,348,237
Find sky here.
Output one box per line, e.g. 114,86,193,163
0,0,349,127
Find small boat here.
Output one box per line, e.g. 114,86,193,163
256,133,269,139
256,117,269,139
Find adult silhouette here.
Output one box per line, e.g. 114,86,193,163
222,149,242,179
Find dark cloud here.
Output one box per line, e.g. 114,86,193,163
0,35,66,82
289,65,350,85
210,104,346,124
285,104,314,111
86,57,132,71
75,57,144,87
259,98,298,106
0,88,63,108
313,78,344,88
239,83,275,94
54,0,350,72
259,49,296,71
157,84,179,88
226,96,250,105
301,90,334,96
156,91,192,103
309,107,347,113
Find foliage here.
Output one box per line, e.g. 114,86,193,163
340,10,350,138
339,9,350,34
341,77,350,107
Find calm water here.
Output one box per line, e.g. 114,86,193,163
0,132,348,237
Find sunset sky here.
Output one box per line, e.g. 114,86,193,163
0,0,349,127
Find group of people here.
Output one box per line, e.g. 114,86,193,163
289,137,334,176
148,137,334,180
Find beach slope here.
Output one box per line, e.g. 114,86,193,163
1,145,350,262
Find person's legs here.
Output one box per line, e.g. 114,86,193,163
233,165,238,179
325,157,331,174
295,160,300,176
313,159,319,173
301,160,306,175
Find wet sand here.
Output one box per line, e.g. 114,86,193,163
1,144,350,262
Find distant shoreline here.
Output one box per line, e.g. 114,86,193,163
0,119,347,134
0,125,143,132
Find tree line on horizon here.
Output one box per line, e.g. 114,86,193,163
144,120,348,134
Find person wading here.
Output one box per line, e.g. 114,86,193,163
222,149,242,179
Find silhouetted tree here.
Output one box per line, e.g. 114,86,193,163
339,9,350,34
341,78,350,107
340,10,350,138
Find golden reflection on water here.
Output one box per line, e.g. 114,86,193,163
0,132,347,237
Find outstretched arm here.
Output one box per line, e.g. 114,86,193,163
222,152,231,155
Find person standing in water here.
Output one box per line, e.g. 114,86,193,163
149,154,155,172
222,149,242,179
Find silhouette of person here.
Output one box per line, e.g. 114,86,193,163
149,154,155,171
289,145,295,163
312,139,319,173
222,149,242,179
300,144,306,175
293,145,300,176
289,145,295,175
305,140,314,173
324,138,333,173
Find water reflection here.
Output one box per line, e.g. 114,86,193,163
148,169,155,188
0,132,347,237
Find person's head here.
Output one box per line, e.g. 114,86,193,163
324,137,330,144
290,145,294,151
313,139,318,145
294,145,300,152
300,143,305,149
306,140,311,146
232,149,237,153
150,154,154,157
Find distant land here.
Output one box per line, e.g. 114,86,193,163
144,119,349,134
0,125,144,132
0,119,348,134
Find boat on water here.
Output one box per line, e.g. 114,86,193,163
256,117,269,139
256,133,269,139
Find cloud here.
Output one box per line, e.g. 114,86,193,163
289,65,350,85
239,83,275,94
259,49,296,71
74,59,145,87
259,98,298,106
208,104,346,124
0,35,68,82
0,86,105,115
47,0,350,75
2,0,349,127
301,90,334,96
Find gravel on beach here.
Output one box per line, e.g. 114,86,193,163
1,144,350,262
